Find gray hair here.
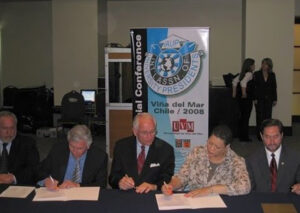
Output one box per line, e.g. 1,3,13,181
133,112,157,130
67,125,92,147
0,111,18,125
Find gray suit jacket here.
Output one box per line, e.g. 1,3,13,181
246,145,300,193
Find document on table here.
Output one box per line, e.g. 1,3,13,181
33,187,100,201
155,193,227,210
0,186,35,198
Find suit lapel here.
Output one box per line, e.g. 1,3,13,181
277,146,287,187
129,139,139,180
81,150,90,183
258,148,271,187
8,138,18,166
59,147,70,182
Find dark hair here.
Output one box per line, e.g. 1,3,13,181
260,119,283,134
211,125,233,145
239,58,255,81
261,58,273,72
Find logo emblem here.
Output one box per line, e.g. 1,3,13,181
144,35,204,95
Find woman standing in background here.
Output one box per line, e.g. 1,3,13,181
253,58,277,140
232,58,255,142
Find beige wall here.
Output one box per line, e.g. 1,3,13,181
296,0,300,16
107,0,243,86
0,0,297,126
246,0,295,126
0,2,52,90
52,0,99,105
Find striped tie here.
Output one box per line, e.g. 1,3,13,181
72,159,81,183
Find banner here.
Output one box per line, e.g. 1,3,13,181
131,28,209,172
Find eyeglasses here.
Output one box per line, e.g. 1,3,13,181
139,130,156,136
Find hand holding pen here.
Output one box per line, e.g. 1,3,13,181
45,176,59,190
118,174,135,190
162,181,173,196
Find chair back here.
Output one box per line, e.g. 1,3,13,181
61,90,85,122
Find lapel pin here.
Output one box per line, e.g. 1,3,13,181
281,162,285,166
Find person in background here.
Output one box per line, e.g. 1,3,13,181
246,119,300,194
109,112,175,193
162,125,250,197
0,111,40,185
253,58,277,140
232,58,255,142
37,124,107,189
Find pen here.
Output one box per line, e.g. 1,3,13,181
164,181,173,194
125,174,136,189
49,175,54,183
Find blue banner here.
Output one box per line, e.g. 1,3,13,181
131,27,209,172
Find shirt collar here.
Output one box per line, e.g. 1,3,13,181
265,145,282,166
70,151,87,162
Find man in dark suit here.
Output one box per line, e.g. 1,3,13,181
0,111,40,185
37,124,107,189
109,112,175,193
246,119,300,194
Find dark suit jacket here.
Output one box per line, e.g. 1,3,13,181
246,145,300,193
1,135,40,185
38,141,108,188
253,70,277,101
109,136,175,190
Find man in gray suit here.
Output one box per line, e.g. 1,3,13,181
246,119,300,194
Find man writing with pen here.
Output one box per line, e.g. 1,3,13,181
37,125,107,189
109,113,175,193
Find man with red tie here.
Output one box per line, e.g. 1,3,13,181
246,119,300,194
109,113,175,193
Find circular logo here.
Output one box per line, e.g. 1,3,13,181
144,40,202,96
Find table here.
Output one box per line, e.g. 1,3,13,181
1,186,299,213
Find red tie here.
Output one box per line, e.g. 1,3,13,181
137,145,145,175
270,153,277,192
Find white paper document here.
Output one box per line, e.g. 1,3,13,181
33,187,100,201
155,193,227,210
0,186,35,198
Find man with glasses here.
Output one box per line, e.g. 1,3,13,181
109,112,175,193
246,119,300,194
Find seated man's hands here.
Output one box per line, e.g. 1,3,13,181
291,183,300,195
135,182,157,194
45,177,59,190
0,173,14,184
119,175,135,190
59,180,80,189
